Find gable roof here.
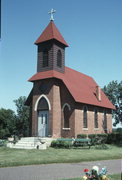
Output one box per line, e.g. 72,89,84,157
35,21,68,47
28,67,115,110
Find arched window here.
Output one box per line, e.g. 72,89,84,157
94,108,98,128
43,50,48,67
83,106,88,128
63,105,70,128
103,110,107,132
37,97,49,111
57,50,62,68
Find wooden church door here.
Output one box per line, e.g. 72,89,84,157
38,111,49,137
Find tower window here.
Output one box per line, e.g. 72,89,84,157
94,108,98,128
43,50,48,67
57,50,62,68
83,106,88,128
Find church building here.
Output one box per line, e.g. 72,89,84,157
26,11,115,138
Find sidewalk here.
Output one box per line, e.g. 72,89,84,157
0,159,121,180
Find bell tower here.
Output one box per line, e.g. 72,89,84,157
35,10,68,73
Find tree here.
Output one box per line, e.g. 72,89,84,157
0,108,16,138
14,96,30,137
103,80,122,126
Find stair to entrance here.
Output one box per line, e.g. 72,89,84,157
7,137,54,149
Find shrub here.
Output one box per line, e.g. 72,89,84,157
116,128,122,134
77,134,87,139
88,134,108,145
95,144,109,150
96,134,108,144
0,139,6,147
88,134,96,139
0,129,10,139
107,132,122,144
107,133,116,144
88,134,97,145
51,140,72,148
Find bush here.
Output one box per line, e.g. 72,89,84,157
77,134,87,139
88,134,97,145
0,139,6,147
88,134,108,145
88,134,96,139
116,128,122,134
0,129,10,139
107,132,122,144
95,144,109,150
96,134,108,144
51,140,72,148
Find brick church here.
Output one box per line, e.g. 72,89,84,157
26,13,115,138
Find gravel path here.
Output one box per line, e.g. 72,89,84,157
0,159,121,180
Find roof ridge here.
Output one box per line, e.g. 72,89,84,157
51,21,54,38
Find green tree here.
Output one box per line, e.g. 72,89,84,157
103,80,122,126
14,96,30,137
0,108,16,138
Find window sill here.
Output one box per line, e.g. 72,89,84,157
94,128,99,130
62,128,71,131
82,128,88,131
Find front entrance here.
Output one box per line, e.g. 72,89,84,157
38,111,49,137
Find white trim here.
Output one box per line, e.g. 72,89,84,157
62,128,71,130
94,128,99,131
62,103,71,111
82,128,88,131
34,94,51,111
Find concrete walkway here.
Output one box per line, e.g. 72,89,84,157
0,159,121,180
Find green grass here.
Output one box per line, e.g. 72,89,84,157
0,145,122,167
59,174,121,180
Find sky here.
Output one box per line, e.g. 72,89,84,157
0,0,122,120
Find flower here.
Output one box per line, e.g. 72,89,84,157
84,169,89,173
92,166,99,173
82,175,88,180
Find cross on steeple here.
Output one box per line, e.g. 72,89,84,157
48,8,56,21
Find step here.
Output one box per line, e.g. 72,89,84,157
7,137,54,149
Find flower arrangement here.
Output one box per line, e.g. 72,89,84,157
82,166,110,180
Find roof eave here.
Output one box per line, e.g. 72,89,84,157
34,38,69,47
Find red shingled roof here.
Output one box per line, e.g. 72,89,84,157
35,21,68,47
29,67,115,109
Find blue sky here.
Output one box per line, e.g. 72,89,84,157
0,0,122,117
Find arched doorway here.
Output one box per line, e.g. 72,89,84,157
37,96,50,137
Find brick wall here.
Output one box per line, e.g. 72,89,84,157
31,79,54,136
30,78,112,138
74,105,112,137
52,84,61,138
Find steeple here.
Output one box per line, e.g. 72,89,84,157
35,21,68,47
35,19,68,73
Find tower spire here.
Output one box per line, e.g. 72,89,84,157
48,8,56,21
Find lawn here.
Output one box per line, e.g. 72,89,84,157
59,174,121,180
0,145,122,167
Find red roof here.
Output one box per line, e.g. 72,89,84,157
35,21,68,47
29,67,115,109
